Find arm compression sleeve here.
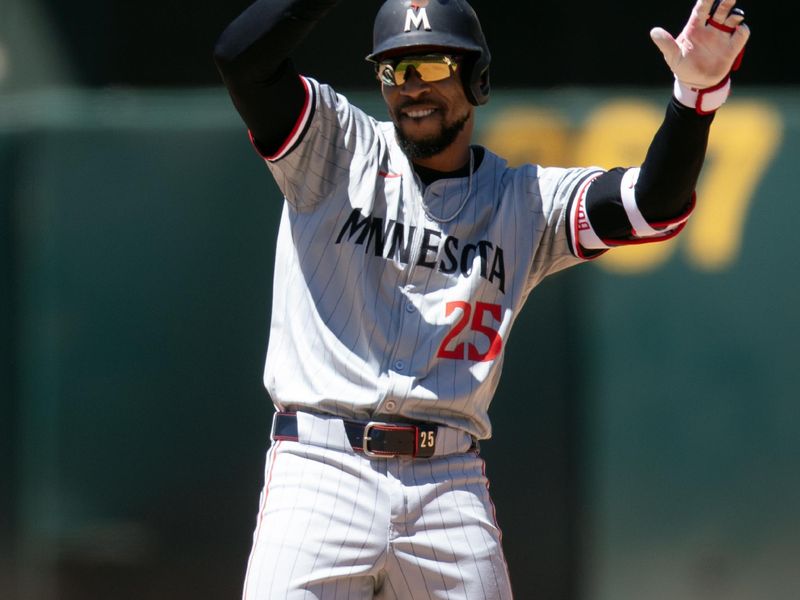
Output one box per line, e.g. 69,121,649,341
213,0,340,155
586,97,714,239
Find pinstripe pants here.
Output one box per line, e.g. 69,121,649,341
242,413,513,599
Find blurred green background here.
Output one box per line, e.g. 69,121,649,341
1,1,798,599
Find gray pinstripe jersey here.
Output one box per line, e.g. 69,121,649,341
261,76,599,440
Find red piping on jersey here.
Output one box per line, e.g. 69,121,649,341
379,171,402,179
256,75,313,162
242,441,282,598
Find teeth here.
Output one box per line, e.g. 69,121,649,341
405,108,435,118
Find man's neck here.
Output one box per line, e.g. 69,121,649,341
412,143,471,172
413,146,485,186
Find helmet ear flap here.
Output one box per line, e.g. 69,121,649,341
460,53,491,106
475,65,491,106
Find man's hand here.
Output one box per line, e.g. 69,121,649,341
650,0,750,90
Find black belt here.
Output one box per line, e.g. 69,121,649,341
272,412,439,458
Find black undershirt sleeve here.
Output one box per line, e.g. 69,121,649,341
586,97,714,240
213,0,341,155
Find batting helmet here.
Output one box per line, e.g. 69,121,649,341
366,0,492,106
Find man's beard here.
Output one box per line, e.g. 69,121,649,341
394,111,470,160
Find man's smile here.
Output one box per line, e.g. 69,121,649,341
399,104,442,122
404,108,436,119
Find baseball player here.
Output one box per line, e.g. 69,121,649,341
213,0,749,597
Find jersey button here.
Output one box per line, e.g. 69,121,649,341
394,360,405,371
384,400,398,412
405,302,415,313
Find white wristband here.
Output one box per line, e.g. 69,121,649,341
673,77,731,115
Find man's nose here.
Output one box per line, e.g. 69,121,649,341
399,69,431,98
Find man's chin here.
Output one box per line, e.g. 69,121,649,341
395,130,452,160
394,112,469,160
398,128,441,148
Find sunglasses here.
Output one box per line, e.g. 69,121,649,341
377,54,459,87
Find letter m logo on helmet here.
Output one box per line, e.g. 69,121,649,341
405,1,432,32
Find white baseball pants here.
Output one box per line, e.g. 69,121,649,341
242,412,513,599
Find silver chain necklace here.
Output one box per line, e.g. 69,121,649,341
421,148,474,224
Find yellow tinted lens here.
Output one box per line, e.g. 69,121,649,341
394,57,454,84
413,62,453,82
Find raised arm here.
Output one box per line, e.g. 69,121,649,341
576,0,750,254
213,0,340,155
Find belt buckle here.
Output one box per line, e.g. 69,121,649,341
362,421,397,458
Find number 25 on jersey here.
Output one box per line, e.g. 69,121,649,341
437,301,504,362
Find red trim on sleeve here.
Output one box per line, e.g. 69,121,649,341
249,75,313,162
